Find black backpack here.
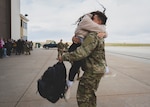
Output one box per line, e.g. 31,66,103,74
37,62,67,103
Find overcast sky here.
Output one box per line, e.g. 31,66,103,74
21,0,150,43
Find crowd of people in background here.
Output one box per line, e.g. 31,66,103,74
0,38,33,59
0,38,70,59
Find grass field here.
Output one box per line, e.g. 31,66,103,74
105,43,150,47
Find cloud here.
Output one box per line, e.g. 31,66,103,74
21,0,150,43
104,0,150,43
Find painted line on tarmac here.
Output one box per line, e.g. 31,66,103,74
107,51,150,60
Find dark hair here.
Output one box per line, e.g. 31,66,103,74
90,11,107,25
75,11,107,25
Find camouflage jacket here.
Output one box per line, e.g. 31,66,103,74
62,32,106,73
57,42,64,50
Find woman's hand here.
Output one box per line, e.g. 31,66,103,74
97,32,106,38
72,36,81,44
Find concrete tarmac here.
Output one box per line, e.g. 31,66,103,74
0,48,150,107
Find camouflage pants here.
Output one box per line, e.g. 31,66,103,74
77,71,104,107
57,49,63,58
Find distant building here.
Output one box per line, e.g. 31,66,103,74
46,40,55,43
20,14,29,40
0,0,29,40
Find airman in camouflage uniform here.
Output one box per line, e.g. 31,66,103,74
57,39,64,58
60,32,106,107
